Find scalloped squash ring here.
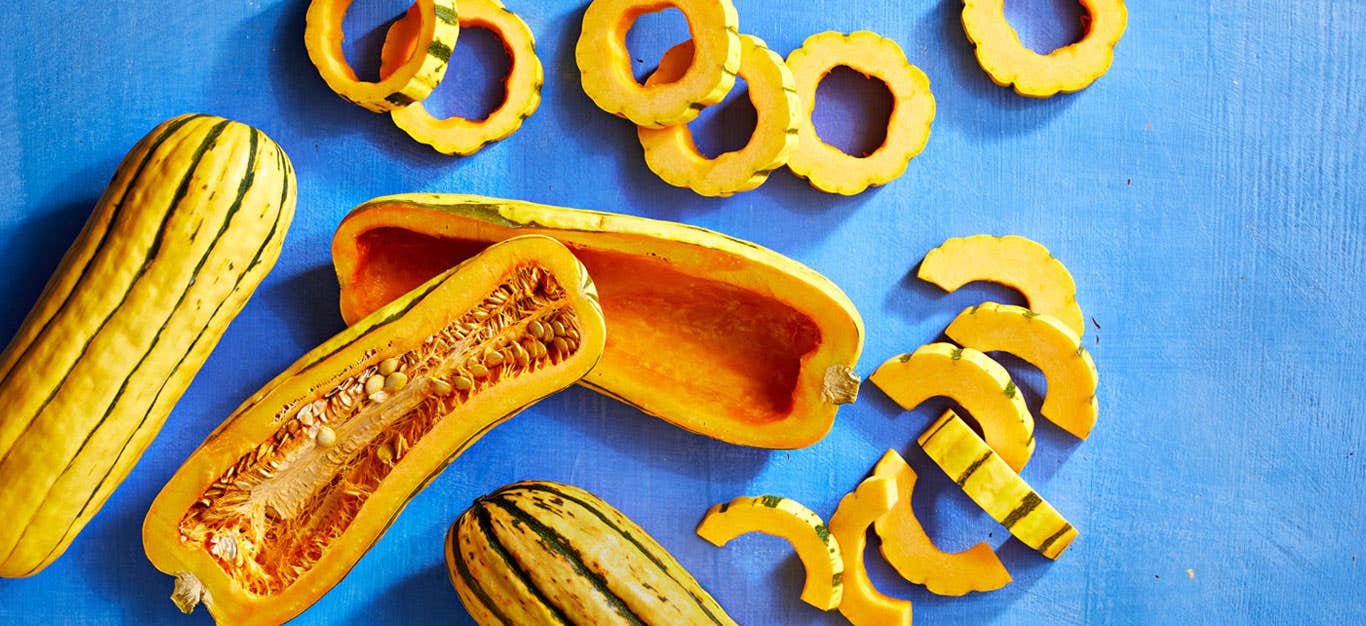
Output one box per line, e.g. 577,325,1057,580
379,0,544,156
963,0,1128,98
304,0,460,113
637,35,799,197
576,0,741,128
785,31,936,196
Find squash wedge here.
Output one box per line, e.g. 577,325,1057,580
945,302,1099,439
828,477,913,626
962,0,1127,98
332,193,863,449
871,450,1011,596
697,494,844,610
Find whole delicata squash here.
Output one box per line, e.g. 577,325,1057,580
143,236,606,626
332,194,864,449
0,114,296,578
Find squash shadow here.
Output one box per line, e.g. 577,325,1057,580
0,196,97,341
353,560,470,626
256,263,347,355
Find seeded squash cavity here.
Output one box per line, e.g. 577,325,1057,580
142,236,606,625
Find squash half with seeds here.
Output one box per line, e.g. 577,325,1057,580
143,236,606,626
332,193,864,449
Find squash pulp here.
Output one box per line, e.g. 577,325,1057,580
332,194,863,449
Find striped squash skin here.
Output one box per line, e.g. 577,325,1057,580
0,113,296,577
449,481,736,625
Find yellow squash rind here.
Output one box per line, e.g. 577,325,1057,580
963,0,1128,98
697,495,844,610
638,34,799,197
786,31,936,195
576,0,741,128
919,410,1078,560
828,477,913,626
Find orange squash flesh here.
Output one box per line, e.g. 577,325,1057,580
871,450,1011,596
332,194,864,449
828,477,913,626
142,236,606,626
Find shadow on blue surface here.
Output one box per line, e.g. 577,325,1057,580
355,560,463,626
0,195,97,340
257,263,347,353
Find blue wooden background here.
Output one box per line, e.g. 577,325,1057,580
2,0,1363,624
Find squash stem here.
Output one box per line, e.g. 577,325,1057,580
822,365,861,405
171,572,207,615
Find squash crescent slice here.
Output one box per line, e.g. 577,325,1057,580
828,477,913,626
576,0,741,128
869,342,1034,472
785,31,936,195
946,302,1099,439
918,234,1085,338
380,0,544,156
697,495,844,610
305,0,460,112
962,0,1128,98
871,450,1011,596
638,34,799,197
919,410,1078,560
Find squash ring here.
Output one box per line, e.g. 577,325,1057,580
576,0,741,128
305,0,460,113
962,0,1128,98
380,0,544,156
785,31,935,196
637,34,799,197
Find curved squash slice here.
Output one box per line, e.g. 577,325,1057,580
143,236,606,626
697,495,843,610
638,34,799,197
332,194,863,449
963,0,1127,98
871,450,1011,596
576,0,741,128
305,0,460,112
828,477,912,626
918,234,1085,338
869,343,1034,471
785,31,936,195
946,302,1099,439
919,410,1078,560
380,0,544,155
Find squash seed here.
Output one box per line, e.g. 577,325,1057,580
432,379,454,396
384,372,409,392
485,350,505,367
552,321,567,337
528,320,545,338
377,443,395,464
468,363,489,379
378,358,401,376
553,337,569,355
364,374,384,395
316,426,337,448
453,376,474,392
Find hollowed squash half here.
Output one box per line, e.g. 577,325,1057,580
304,0,460,112
576,0,741,128
962,0,1128,98
637,34,799,197
785,31,936,195
332,194,863,449
143,236,606,626
380,0,544,155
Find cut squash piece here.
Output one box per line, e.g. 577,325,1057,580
946,302,1099,439
638,34,799,197
785,31,935,195
871,450,1011,596
305,0,460,112
697,495,843,610
332,194,864,449
869,343,1034,471
380,0,544,155
828,477,912,626
963,0,1128,98
918,235,1085,338
576,0,740,128
919,410,1078,560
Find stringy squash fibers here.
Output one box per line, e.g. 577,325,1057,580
331,194,863,449
0,114,295,578
142,237,606,626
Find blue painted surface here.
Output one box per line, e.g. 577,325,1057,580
1,0,1363,623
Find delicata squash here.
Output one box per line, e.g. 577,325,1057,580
332,194,864,449
143,236,606,625
0,114,295,578
962,0,1127,97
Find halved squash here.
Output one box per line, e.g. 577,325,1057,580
332,193,863,449
869,343,1034,471
637,34,799,197
919,410,1078,560
827,477,912,626
697,494,844,610
962,0,1127,98
945,302,1099,439
142,236,606,626
918,235,1085,337
871,450,1011,596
